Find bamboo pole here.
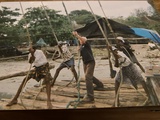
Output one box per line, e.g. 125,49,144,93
0,64,55,81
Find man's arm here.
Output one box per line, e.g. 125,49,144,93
109,46,120,67
28,48,35,64
29,55,35,64
72,31,86,44
52,45,63,61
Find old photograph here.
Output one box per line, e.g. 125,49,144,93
0,0,160,112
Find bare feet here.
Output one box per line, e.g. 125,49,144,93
6,100,18,106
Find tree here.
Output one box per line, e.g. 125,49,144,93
0,6,21,46
114,7,160,34
69,9,101,25
18,6,72,46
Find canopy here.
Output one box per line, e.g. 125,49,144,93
36,38,47,46
131,28,160,43
75,17,160,43
75,17,135,38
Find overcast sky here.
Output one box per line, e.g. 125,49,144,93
0,1,152,18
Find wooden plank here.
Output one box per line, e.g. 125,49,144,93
0,55,28,61
0,64,55,81
151,78,160,101
146,77,160,105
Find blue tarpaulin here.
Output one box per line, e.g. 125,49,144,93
131,28,160,43
36,38,47,46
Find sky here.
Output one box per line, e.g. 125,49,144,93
0,1,152,18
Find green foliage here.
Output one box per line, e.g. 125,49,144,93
1,5,160,47
0,6,21,46
69,9,101,25
114,7,160,34
17,6,73,46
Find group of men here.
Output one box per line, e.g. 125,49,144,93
6,31,148,108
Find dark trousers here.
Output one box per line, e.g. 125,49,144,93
83,61,103,99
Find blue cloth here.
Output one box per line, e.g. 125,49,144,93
131,28,160,43
59,57,75,68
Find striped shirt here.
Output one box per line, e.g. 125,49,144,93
61,44,73,62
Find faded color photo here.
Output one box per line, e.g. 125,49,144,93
0,0,160,110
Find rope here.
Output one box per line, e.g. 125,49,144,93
66,58,81,109
41,1,68,65
19,2,54,109
86,1,116,74
40,2,82,108
62,1,74,30
86,1,110,45
41,1,59,44
32,86,44,109
98,0,146,106
114,66,123,107
97,0,118,76
19,2,33,109
19,2,32,46
130,85,149,106
86,1,126,107
19,64,32,109
98,0,117,39
61,1,82,108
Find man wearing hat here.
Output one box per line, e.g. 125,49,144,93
109,45,149,107
116,36,145,73
51,41,78,87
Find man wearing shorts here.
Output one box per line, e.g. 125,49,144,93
6,45,53,109
51,41,78,87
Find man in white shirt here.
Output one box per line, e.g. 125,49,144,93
109,46,150,107
116,36,145,73
6,46,53,109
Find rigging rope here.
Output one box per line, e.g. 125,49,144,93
19,2,32,47
86,1,110,45
86,0,114,68
62,1,74,30
98,0,117,39
114,66,123,107
40,2,82,109
19,2,33,109
97,1,147,106
41,1,59,45
41,1,69,64
97,0,118,77
61,1,82,108
41,1,79,86
86,1,123,107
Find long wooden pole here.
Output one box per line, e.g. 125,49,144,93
19,2,32,47
86,1,117,78
0,64,55,81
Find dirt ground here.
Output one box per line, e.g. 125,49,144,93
0,44,160,110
